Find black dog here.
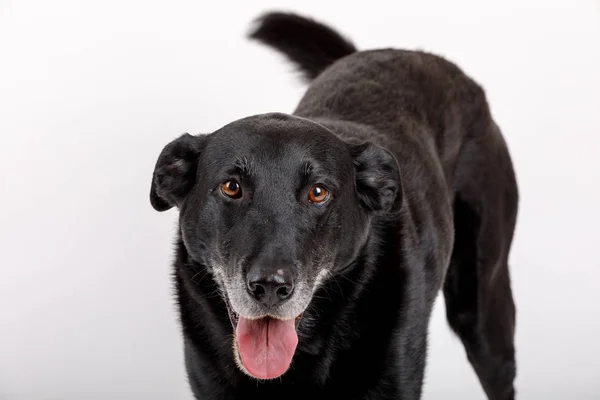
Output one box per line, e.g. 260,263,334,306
149,11,518,400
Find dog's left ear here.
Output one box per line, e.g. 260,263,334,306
150,133,207,212
349,141,403,213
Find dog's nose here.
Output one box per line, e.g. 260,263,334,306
246,266,294,308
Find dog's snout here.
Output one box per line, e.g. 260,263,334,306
246,265,294,308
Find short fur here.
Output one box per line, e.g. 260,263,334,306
150,11,518,400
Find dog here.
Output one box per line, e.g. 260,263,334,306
149,11,519,400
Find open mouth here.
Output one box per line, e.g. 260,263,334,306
224,295,303,380
224,295,303,329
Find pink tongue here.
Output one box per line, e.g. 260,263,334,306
236,316,298,379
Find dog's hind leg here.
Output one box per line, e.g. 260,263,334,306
443,126,519,400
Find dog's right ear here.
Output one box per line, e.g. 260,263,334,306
150,133,207,212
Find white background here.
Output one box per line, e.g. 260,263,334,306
1,0,599,399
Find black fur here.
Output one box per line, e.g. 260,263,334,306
150,11,518,400
248,12,357,82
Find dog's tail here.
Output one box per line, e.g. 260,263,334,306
248,12,357,82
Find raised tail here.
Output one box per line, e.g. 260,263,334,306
248,11,357,82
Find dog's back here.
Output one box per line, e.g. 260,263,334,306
250,12,493,184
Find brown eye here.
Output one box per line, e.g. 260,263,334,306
221,180,242,199
308,185,329,203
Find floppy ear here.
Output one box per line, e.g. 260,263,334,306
349,141,403,213
150,133,206,212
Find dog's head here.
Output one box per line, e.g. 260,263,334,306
150,113,402,379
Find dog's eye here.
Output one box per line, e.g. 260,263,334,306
308,185,329,203
221,180,242,199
